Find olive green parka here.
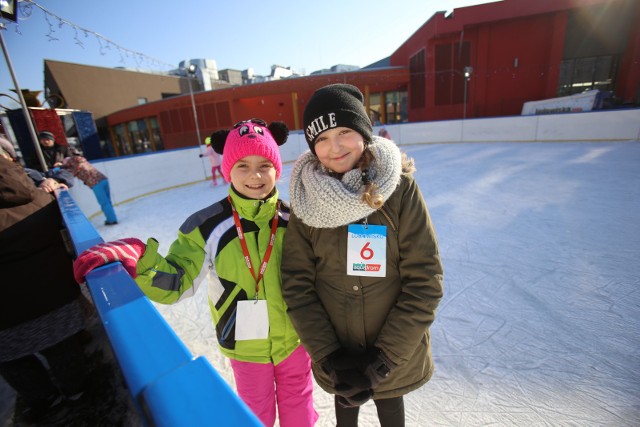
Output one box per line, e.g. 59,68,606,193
281,137,444,399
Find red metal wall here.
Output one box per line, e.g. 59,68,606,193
472,12,567,118
107,68,408,150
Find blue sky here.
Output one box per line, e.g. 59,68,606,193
1,0,492,109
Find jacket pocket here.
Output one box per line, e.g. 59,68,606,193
217,306,237,350
213,288,248,350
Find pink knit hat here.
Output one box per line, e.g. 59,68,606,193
210,119,289,182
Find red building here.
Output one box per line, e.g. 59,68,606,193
105,0,639,155
393,0,640,121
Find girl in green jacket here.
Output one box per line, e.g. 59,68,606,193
74,119,317,427
281,84,444,427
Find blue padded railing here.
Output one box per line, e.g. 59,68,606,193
56,189,262,427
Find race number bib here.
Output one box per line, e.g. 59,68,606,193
347,224,387,277
235,300,269,340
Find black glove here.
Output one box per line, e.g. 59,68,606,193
321,350,372,406
358,347,397,390
336,389,372,408
198,154,204,157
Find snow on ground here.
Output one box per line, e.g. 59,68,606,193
14,141,640,426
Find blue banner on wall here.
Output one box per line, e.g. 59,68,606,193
5,109,36,168
72,111,103,160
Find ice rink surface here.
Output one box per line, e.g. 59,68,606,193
8,141,637,427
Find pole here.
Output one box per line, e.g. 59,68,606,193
463,77,468,120
463,66,473,121
187,75,203,149
187,65,207,179
0,24,48,171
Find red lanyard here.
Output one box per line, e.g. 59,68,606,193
228,196,279,299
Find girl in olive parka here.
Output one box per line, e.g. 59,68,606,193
281,84,444,427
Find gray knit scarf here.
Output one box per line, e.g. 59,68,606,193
290,135,402,228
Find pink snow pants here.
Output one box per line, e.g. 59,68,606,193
211,165,222,185
230,345,318,427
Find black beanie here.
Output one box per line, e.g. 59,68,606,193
303,84,373,155
38,131,55,142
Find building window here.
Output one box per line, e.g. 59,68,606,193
369,93,382,125
114,124,132,156
435,41,470,106
369,91,409,125
558,1,635,98
385,91,408,124
410,49,426,108
128,120,152,153
137,97,148,105
149,117,164,151
557,55,618,97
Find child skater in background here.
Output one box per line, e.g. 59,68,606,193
199,136,224,186
281,84,444,427
73,119,318,427
61,150,118,226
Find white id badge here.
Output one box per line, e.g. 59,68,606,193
347,224,387,277
235,300,269,340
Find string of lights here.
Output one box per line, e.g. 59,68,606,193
9,0,175,71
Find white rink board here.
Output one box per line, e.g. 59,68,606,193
70,109,640,218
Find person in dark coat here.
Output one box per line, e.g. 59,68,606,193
37,131,70,169
281,84,444,427
0,149,90,423
31,130,75,187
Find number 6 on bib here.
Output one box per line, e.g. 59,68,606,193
347,224,387,277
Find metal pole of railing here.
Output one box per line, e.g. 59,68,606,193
0,24,47,171
187,64,208,180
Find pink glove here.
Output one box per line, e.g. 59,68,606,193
73,238,146,284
